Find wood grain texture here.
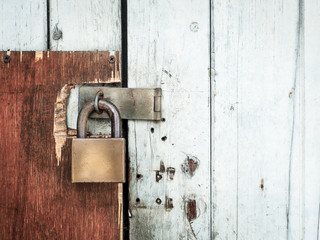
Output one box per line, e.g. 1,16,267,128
212,0,308,239
127,1,211,239
49,0,122,135
48,2,124,239
0,1,47,51
305,0,320,239
49,0,121,51
0,51,121,239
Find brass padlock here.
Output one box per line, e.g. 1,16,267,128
72,98,125,183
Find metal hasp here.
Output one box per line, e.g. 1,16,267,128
72,99,126,183
79,87,162,120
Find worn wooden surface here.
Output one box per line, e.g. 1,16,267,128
213,0,299,238
305,0,320,239
48,1,124,239
127,1,211,239
49,0,121,51
212,0,319,239
1,1,319,239
0,1,47,51
0,51,121,239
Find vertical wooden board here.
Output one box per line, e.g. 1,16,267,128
0,1,47,50
0,51,121,239
49,0,121,51
213,0,304,239
49,1,123,239
127,1,211,239
305,0,320,239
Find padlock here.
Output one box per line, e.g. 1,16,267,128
72,98,125,183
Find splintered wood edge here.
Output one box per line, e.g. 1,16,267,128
54,84,74,165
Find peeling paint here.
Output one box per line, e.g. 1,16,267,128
35,51,43,62
181,155,200,177
186,199,197,221
53,84,75,165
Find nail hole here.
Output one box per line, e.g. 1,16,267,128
136,198,140,203
161,136,167,141
156,198,162,204
150,128,154,133
161,118,166,122
136,174,142,179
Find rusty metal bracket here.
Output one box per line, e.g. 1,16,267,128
79,86,162,120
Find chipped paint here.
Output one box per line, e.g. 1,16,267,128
181,155,200,177
53,84,75,165
35,51,43,62
186,199,197,221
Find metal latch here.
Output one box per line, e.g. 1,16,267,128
79,86,162,120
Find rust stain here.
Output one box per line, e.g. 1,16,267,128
53,84,75,165
181,155,200,177
187,199,197,221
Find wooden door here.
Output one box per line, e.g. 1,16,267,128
127,1,320,239
2,1,320,240
0,1,123,240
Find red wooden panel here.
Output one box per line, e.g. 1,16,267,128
0,51,121,239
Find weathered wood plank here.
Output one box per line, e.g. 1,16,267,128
0,1,47,51
127,1,211,239
305,0,320,239
212,0,304,239
49,0,121,51
0,51,120,239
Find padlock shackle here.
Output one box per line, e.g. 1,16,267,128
77,99,122,138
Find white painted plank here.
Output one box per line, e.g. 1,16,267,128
127,1,211,239
305,0,320,239
0,0,47,50
49,0,121,51
212,1,304,239
49,0,122,134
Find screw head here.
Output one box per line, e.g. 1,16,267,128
3,55,11,63
108,55,116,63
